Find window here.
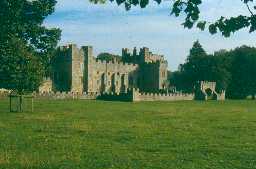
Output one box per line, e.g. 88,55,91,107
162,71,165,77
80,63,84,70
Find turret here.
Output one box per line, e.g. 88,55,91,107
122,48,130,57
133,47,137,56
139,47,150,63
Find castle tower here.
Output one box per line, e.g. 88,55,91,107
51,45,72,92
133,47,137,56
122,48,130,57
70,44,84,93
139,47,150,63
82,46,93,93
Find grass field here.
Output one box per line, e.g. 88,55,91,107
0,99,256,169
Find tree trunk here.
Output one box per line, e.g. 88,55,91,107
19,95,23,112
252,94,255,100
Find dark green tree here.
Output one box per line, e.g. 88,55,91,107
210,51,232,92
172,41,232,93
169,70,189,92
0,37,44,93
0,0,61,93
97,53,122,62
227,46,256,99
179,40,209,92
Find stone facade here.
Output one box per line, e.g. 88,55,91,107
39,78,52,93
195,81,225,100
34,91,98,100
0,89,10,99
98,88,194,102
32,89,194,102
131,89,194,101
51,44,168,94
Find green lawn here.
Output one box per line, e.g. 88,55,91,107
0,99,256,169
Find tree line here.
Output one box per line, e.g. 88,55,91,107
169,41,256,99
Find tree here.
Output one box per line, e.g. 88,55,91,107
179,40,209,92
97,53,122,62
210,51,232,92
0,0,61,93
92,0,256,37
169,70,189,92
171,41,232,93
0,37,44,94
170,0,256,37
227,46,256,99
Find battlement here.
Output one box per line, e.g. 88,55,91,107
58,44,77,52
131,88,194,101
58,44,93,56
198,81,216,91
34,91,99,100
98,88,194,102
121,46,167,64
122,48,131,55
200,81,216,85
95,58,138,68
142,60,168,66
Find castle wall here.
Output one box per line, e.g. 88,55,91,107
53,44,169,94
88,59,139,93
52,44,84,93
195,81,226,100
34,91,98,100
138,61,167,92
39,79,52,93
98,88,194,102
132,89,194,101
121,47,168,92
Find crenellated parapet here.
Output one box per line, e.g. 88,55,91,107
130,88,194,101
94,59,138,68
34,91,99,100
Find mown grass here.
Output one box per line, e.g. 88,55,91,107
0,99,256,169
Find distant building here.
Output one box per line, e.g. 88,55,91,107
50,44,168,94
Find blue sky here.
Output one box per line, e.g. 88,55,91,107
44,0,255,70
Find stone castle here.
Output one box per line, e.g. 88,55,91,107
36,44,225,101
50,44,168,94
